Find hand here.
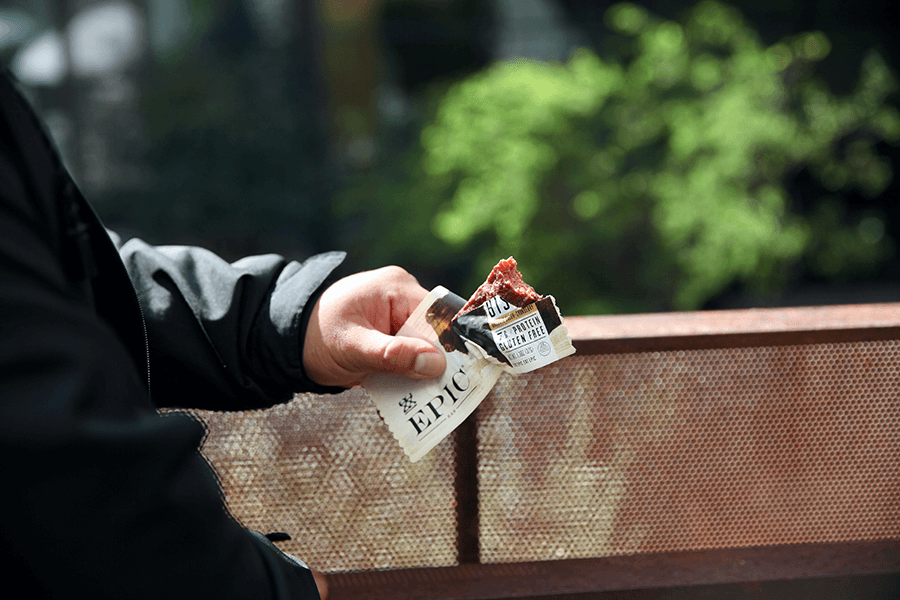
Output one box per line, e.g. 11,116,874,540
312,570,328,600
303,266,447,388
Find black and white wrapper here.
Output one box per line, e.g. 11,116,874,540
364,286,576,462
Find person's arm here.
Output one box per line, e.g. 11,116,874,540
116,236,346,410
116,239,446,409
1,70,320,599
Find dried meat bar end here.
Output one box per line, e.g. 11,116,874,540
455,257,542,318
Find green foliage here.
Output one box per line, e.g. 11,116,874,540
337,1,899,313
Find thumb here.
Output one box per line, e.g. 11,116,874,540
356,329,447,379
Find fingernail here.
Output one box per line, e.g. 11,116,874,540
414,352,444,378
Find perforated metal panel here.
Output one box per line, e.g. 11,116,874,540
193,390,459,573
192,333,900,575
478,342,900,563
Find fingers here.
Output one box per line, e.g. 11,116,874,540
302,266,447,388
378,332,446,378
379,268,428,335
413,349,446,378
342,327,445,382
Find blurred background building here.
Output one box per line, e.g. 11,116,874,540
2,0,899,314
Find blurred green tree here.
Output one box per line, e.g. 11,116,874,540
336,1,900,314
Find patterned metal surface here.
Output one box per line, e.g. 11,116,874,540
193,390,459,573
479,343,900,563
193,336,900,572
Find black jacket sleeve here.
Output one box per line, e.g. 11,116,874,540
116,236,346,410
1,70,321,599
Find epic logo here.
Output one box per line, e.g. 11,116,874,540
407,367,470,436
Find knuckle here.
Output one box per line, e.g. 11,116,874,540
382,337,414,372
380,265,412,283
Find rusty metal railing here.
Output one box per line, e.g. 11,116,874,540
193,303,900,599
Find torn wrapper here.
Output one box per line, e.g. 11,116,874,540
364,286,575,462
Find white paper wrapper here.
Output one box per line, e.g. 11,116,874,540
365,286,575,462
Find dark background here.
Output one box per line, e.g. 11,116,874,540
2,0,900,309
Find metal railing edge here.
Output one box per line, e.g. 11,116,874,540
327,539,900,600
565,303,900,354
